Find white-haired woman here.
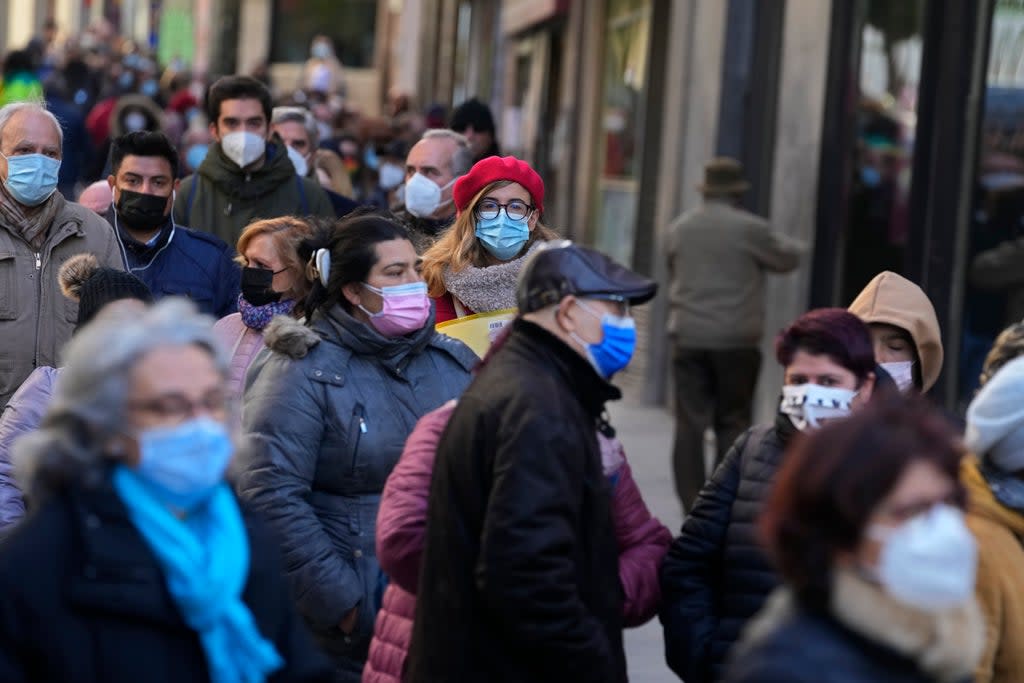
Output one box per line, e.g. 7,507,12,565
0,299,332,683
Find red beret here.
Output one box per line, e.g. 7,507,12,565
453,155,545,216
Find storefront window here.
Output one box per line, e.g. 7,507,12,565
591,0,650,265
840,0,925,303
270,0,377,67
959,0,1024,401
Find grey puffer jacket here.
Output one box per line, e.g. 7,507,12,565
237,306,475,680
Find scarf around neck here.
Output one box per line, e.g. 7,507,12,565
0,180,64,250
442,241,543,314
113,466,283,683
238,294,295,331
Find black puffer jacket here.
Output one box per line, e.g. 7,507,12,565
406,319,626,683
660,412,797,683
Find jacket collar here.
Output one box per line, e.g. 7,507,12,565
107,207,174,265
511,318,622,418
317,304,436,378
749,574,984,683
197,134,297,200
964,456,1024,532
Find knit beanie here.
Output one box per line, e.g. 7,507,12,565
453,155,544,216
59,253,153,328
966,354,1024,472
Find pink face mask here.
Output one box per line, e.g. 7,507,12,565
358,282,431,337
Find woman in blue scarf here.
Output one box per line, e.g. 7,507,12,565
0,298,332,683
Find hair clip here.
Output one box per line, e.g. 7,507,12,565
314,248,331,287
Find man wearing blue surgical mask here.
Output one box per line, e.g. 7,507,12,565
0,102,122,406
408,241,657,683
393,129,473,252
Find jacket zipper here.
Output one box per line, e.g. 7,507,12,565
31,252,42,366
350,403,366,476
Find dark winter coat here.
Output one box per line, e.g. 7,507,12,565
406,319,627,683
0,473,333,683
660,413,796,683
173,136,333,247
104,210,240,317
722,571,984,683
237,309,475,681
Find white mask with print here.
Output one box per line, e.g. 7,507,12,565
780,383,856,431
880,361,915,394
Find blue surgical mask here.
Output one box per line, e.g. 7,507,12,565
134,416,234,511
185,144,209,171
861,166,881,188
363,146,380,171
475,213,530,260
570,301,637,378
2,153,61,206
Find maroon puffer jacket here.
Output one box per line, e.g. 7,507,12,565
362,403,672,683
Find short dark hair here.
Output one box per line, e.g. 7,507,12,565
206,75,272,126
760,396,966,609
300,209,412,318
110,131,179,179
776,308,875,382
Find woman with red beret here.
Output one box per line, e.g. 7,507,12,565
421,155,559,323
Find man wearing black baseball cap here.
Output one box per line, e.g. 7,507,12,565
407,241,656,683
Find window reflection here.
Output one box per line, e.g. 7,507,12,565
960,0,1024,401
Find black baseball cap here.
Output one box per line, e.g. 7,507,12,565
517,240,657,313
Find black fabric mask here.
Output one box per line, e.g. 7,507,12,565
241,266,283,306
116,189,170,232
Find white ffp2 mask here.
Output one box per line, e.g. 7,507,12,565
221,131,266,168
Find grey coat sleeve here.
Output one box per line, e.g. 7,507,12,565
236,356,362,630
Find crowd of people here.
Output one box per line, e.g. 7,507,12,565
0,19,1021,683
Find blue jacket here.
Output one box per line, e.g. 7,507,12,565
237,308,475,681
104,209,240,318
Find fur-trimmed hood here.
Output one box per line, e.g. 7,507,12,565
263,315,320,359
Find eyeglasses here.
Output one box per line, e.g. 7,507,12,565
475,199,534,222
127,390,231,424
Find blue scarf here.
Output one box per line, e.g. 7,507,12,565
113,466,284,683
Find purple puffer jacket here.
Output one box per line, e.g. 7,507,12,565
362,403,672,683
0,366,61,535
213,313,265,406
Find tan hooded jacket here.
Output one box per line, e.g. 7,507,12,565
848,271,943,391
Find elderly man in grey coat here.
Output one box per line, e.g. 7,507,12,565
0,102,122,409
666,157,805,513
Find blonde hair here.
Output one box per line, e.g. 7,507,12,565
235,216,315,302
422,180,558,298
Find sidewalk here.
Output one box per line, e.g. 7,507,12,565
608,399,682,683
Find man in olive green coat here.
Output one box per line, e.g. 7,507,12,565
172,76,333,248
0,102,122,406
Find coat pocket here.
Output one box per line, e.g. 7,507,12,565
348,403,366,477
0,252,17,320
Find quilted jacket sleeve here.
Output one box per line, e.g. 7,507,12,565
611,457,672,627
237,355,361,630
0,368,58,534
376,402,455,593
660,427,749,682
